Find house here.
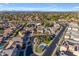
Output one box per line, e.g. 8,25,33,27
37,26,44,34
48,27,55,34
44,28,51,35
36,23,41,26
3,28,12,37
38,43,47,51
0,37,3,43
72,51,79,56
64,35,70,39
60,46,67,51
72,28,78,31
68,27,72,31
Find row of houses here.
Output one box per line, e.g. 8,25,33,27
26,20,61,36
59,22,79,56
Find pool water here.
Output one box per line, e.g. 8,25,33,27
0,44,4,49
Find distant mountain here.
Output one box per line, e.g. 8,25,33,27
0,10,79,13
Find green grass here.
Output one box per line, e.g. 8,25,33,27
36,47,43,53
43,37,51,44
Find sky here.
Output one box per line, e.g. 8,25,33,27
0,3,79,11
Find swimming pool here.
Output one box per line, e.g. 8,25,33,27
0,44,4,49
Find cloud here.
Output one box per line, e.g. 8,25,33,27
0,3,79,11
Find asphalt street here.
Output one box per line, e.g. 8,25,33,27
42,25,67,56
